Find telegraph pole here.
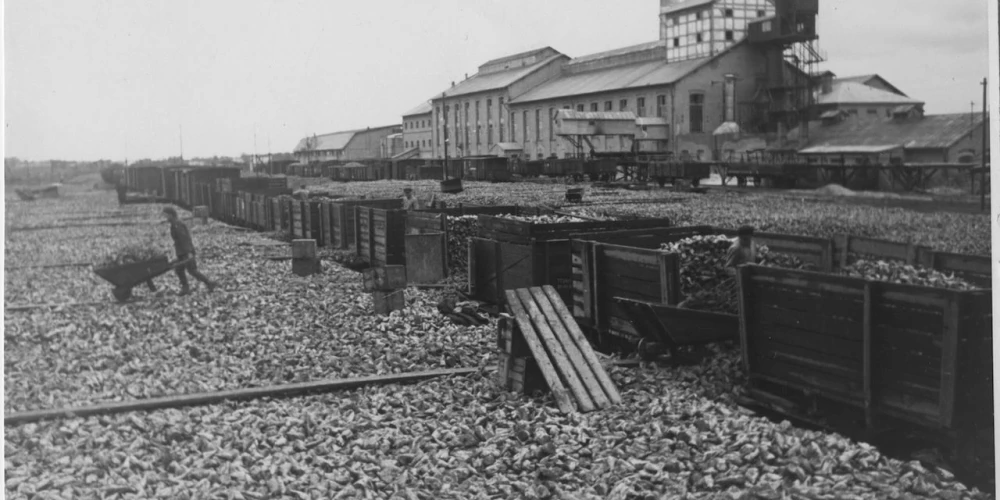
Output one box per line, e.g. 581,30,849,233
442,92,450,181
179,125,184,162
981,78,988,212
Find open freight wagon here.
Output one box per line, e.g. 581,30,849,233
737,265,993,466
469,215,674,306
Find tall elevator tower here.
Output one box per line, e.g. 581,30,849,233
746,0,824,141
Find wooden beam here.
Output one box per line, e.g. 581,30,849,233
939,295,961,428
515,288,596,412
862,282,874,429
505,290,576,414
542,285,622,405
530,287,611,409
6,368,478,425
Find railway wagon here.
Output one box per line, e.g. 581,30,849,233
737,265,993,466
178,167,242,209
510,160,544,178
462,157,511,182
642,161,711,185
125,165,166,194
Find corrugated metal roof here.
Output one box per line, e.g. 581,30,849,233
560,110,637,121
661,0,715,15
628,57,712,87
439,54,567,99
567,40,666,66
511,61,663,104
835,74,908,97
293,130,359,153
402,101,433,117
480,47,557,68
799,145,901,155
795,113,986,152
818,81,922,106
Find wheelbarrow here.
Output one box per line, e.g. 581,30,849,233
93,256,191,302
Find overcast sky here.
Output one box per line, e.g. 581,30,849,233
3,0,992,161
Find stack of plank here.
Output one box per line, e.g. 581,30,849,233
499,285,621,414
364,266,407,315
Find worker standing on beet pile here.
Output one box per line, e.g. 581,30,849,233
725,225,758,271
163,207,218,296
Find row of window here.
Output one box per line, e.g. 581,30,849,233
433,92,708,151
672,31,735,46
405,139,430,149
405,120,429,130
669,8,766,25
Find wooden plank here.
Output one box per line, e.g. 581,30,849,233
530,288,612,409
932,252,991,277
939,295,960,428
737,265,753,374
658,252,679,305
515,289,596,412
581,240,594,321
752,330,861,367
751,359,864,401
870,303,944,334
748,268,865,296
749,283,863,317
5,368,478,425
542,285,622,405
640,300,738,345
505,290,576,414
754,304,862,340
863,282,874,429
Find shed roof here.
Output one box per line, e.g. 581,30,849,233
836,74,907,96
795,112,987,152
438,54,568,99
661,0,715,15
799,145,901,155
480,47,558,68
818,81,922,106
402,101,433,117
293,130,359,153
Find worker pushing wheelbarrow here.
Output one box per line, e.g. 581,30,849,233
93,255,192,302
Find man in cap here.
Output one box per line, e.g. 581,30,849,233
163,207,217,295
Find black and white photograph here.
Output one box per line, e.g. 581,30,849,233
3,0,999,498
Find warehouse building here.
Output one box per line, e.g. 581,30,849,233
428,47,570,160
812,72,924,121
293,125,402,163
792,110,989,164
401,102,434,159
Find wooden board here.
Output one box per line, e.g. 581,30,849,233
505,290,576,414
479,216,674,244
5,368,477,425
363,266,407,292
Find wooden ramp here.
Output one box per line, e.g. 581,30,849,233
502,285,622,414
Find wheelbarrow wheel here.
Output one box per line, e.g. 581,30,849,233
112,286,133,302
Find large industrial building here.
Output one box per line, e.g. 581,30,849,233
295,0,985,167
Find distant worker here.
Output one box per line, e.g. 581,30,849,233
725,225,758,271
163,207,217,296
402,187,419,210
115,180,128,205
294,184,310,200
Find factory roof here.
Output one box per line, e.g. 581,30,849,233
480,47,559,68
566,40,666,67
799,145,901,155
293,130,359,153
835,74,907,96
511,56,707,104
438,53,569,99
661,0,715,15
817,81,923,106
402,101,433,117
795,112,987,152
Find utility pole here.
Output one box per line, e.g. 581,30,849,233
179,125,184,162
442,92,450,181
981,78,988,212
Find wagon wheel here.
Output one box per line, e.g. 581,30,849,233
112,286,133,302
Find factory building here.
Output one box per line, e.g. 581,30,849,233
417,0,822,162
293,125,402,163
401,102,434,159
428,47,570,160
